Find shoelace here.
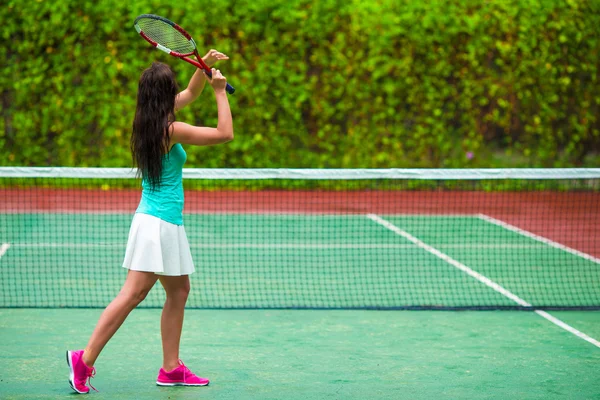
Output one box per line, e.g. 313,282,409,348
178,360,191,383
87,367,98,392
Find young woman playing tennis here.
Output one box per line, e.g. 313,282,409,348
66,49,233,394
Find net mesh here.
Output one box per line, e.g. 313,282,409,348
1,168,599,310
136,17,195,54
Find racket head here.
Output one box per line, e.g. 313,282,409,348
134,14,197,57
134,14,236,94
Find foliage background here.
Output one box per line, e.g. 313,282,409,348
2,0,599,168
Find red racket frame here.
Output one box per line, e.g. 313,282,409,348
134,14,235,94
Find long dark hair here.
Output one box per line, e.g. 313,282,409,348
131,62,178,188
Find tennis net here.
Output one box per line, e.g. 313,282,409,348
1,167,599,310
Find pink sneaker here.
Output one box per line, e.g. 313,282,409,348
156,360,209,386
66,350,97,394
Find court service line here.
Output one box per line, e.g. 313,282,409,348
10,242,549,250
366,214,600,349
0,243,10,258
478,214,600,265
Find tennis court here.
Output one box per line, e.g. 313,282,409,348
0,168,599,399
1,309,599,399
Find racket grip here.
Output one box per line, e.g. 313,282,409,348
204,70,236,94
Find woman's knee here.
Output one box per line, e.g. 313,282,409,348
167,281,190,303
120,286,151,307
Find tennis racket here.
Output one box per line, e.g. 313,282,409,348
134,14,235,94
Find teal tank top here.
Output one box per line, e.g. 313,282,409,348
136,143,187,225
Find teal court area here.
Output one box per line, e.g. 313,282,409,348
1,211,599,399
0,309,599,399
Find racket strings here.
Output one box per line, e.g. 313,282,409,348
137,18,195,54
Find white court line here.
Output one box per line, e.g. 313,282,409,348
0,243,10,258
10,242,548,250
477,214,600,265
535,310,600,347
366,214,600,349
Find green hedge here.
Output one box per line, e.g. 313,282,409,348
2,0,599,168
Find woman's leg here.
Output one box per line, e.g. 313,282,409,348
82,270,158,367
158,275,190,372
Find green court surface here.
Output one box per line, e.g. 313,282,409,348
0,309,599,399
1,212,599,398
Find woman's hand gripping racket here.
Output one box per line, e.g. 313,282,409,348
134,14,235,94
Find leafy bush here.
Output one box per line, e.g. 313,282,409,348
2,0,599,168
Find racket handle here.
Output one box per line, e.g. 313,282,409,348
204,69,236,94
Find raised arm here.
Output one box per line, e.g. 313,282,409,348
175,49,229,111
174,68,206,111
171,69,233,146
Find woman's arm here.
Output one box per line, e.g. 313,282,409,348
171,69,233,146
174,68,206,111
175,49,229,111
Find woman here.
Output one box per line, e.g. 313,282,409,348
66,49,233,394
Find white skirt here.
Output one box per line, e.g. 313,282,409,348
122,213,195,276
